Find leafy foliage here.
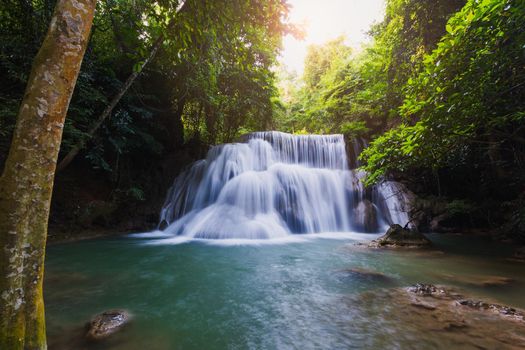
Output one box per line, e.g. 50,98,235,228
361,0,525,186
276,0,464,138
1,0,291,200
276,0,524,237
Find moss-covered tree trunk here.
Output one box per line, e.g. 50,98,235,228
0,1,96,349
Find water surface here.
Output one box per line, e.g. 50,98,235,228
45,233,525,349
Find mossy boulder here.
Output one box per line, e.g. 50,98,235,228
85,309,132,341
369,224,432,248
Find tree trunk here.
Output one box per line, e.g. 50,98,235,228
0,1,96,349
56,0,189,172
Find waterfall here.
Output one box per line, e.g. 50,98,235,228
159,131,410,239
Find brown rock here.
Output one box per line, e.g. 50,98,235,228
86,309,132,341
410,300,437,310
457,299,525,322
407,283,447,296
348,284,525,348
336,267,394,283
369,224,432,248
437,273,515,288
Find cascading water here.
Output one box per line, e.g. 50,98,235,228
159,131,409,239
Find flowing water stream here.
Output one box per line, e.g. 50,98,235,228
44,132,525,349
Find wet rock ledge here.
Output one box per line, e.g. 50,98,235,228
407,283,525,323
385,283,525,348
369,224,432,248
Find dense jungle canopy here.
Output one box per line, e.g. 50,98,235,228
276,0,525,240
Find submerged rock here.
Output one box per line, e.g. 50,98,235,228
86,309,132,341
369,224,432,248
457,299,525,322
349,284,525,348
335,267,394,283
436,273,515,288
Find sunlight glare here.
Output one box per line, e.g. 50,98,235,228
281,0,385,74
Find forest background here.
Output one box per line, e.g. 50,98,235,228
1,0,523,241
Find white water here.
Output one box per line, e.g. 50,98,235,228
129,230,384,247
158,132,409,239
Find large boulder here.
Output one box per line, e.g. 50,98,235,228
369,224,432,248
85,309,132,341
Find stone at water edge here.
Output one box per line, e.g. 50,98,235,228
352,283,525,348
85,309,132,341
369,224,432,248
405,284,525,323
408,283,448,296
435,273,515,288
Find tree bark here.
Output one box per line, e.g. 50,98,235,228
56,0,188,172
0,1,96,349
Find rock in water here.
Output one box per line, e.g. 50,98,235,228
335,267,394,283
408,283,448,296
369,224,432,248
457,299,525,322
405,284,525,323
435,273,515,288
86,309,132,340
352,284,525,348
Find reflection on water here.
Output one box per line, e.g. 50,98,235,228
45,233,525,350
